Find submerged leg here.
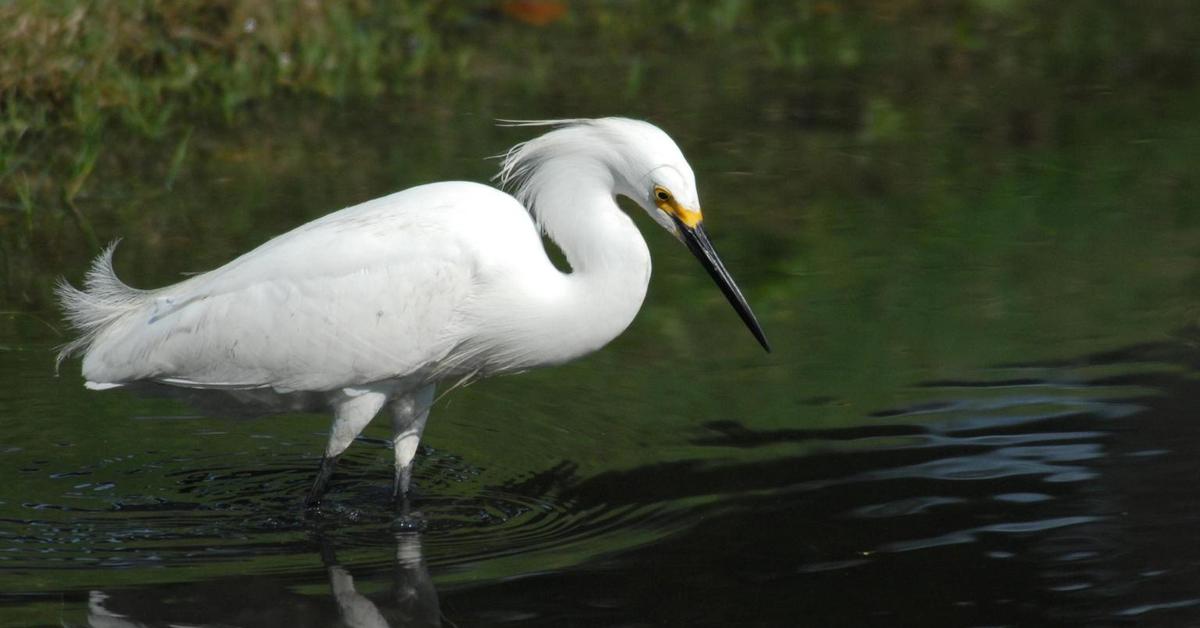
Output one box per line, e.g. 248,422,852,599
390,385,436,499
308,454,342,506
306,387,389,507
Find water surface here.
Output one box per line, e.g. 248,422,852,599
3,32,1200,627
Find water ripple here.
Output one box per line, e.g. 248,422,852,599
0,442,693,583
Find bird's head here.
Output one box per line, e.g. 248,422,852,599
616,120,770,354
499,117,770,353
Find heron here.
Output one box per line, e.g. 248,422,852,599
56,117,770,506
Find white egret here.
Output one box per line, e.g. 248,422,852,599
56,117,769,506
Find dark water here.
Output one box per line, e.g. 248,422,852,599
8,337,1200,627
5,27,1200,626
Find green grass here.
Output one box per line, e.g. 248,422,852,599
0,0,470,213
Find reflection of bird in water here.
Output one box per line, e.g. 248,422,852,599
86,532,441,627
323,532,441,628
57,118,769,505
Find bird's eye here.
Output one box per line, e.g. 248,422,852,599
655,188,671,202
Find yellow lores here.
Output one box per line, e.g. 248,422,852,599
654,186,703,229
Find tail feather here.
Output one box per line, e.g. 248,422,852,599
55,240,150,372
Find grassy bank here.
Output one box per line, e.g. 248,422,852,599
0,0,477,241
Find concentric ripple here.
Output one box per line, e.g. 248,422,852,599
0,433,695,590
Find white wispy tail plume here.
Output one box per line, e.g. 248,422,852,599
55,240,150,371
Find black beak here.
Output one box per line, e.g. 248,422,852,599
676,219,771,352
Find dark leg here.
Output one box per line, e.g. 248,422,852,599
306,453,341,507
389,385,435,503
392,463,413,502
307,388,389,507
391,485,425,531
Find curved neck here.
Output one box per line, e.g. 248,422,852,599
536,162,647,269
513,160,652,366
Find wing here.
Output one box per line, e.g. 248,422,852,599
78,184,506,392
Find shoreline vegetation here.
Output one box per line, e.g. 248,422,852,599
2,1,1198,311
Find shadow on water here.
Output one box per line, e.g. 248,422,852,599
10,337,1200,626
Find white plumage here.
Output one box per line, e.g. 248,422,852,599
57,117,768,505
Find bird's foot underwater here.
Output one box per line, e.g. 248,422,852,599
305,453,342,509
391,472,417,509
392,497,427,532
